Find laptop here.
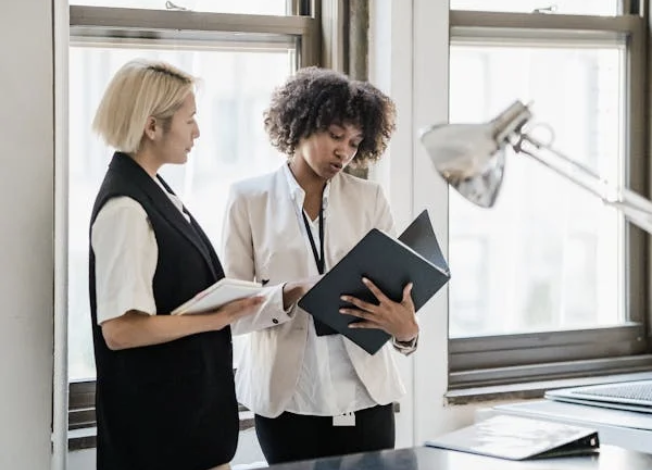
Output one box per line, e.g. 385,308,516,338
545,379,652,413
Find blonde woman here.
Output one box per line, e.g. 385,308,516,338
89,60,272,470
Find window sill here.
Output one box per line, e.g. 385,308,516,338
68,404,400,451
445,370,652,406
69,410,256,452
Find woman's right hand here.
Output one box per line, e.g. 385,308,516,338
282,275,323,310
209,296,264,329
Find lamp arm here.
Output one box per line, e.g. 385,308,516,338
515,132,652,234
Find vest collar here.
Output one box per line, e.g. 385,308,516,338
109,152,219,280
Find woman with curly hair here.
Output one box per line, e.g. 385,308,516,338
221,67,419,464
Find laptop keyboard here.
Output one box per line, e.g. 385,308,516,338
568,380,652,406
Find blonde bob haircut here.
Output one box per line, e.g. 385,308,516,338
92,59,196,154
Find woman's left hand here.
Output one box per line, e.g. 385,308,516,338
340,277,419,342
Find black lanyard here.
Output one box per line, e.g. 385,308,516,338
302,205,337,336
301,206,325,274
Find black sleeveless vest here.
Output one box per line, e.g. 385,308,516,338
89,153,238,470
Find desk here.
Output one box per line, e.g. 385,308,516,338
265,446,652,469
490,400,652,454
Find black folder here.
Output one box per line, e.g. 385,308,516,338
298,210,451,354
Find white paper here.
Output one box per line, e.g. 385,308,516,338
171,278,263,315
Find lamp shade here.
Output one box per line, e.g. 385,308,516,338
419,101,533,208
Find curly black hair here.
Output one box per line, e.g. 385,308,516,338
264,67,397,165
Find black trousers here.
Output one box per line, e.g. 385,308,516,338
253,404,395,465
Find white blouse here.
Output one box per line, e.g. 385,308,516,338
281,165,377,416
91,178,282,324
90,178,187,324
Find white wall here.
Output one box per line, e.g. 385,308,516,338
370,0,484,447
410,0,483,443
0,0,54,469
369,0,415,449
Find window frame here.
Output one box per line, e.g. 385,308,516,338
66,1,320,449
447,4,652,390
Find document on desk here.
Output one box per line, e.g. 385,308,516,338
298,209,450,355
425,415,599,461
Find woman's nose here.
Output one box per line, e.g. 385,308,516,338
334,144,351,160
336,148,355,162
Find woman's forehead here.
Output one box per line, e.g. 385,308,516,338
329,122,363,136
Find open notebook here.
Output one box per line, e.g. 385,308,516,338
171,278,263,315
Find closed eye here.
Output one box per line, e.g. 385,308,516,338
330,132,343,140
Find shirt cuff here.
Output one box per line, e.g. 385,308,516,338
279,282,295,315
391,335,418,356
263,284,293,323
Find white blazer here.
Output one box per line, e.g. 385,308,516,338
222,165,408,418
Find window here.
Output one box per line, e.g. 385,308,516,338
66,3,317,453
449,237,488,337
449,44,625,336
450,0,621,16
70,0,290,16
68,46,293,380
447,4,651,388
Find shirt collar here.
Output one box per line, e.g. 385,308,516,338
282,162,331,213
152,175,190,222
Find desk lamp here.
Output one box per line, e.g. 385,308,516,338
419,100,652,233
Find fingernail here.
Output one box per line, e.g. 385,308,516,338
362,277,369,283
339,309,346,314
340,295,348,301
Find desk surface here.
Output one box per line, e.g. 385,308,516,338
266,445,652,470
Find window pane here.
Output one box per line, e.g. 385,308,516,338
70,0,289,16
68,46,292,381
448,44,626,338
450,0,620,16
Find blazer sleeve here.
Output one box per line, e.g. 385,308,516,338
374,184,419,356
221,184,292,335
